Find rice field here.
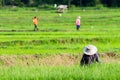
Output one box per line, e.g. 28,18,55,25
0,64,120,80
0,7,120,79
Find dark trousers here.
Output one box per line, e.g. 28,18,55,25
34,25,38,31
76,25,80,30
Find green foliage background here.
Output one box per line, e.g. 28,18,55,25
1,0,120,7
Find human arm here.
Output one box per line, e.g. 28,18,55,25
95,53,101,63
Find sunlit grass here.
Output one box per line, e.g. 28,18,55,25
0,7,120,80
0,63,120,80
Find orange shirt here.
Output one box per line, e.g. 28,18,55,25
33,18,38,25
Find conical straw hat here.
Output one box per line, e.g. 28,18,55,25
83,45,97,55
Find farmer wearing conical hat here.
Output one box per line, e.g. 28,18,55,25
80,45,100,65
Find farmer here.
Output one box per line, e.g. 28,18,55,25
33,16,38,31
75,16,81,30
80,45,100,65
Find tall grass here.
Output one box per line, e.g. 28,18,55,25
0,63,120,80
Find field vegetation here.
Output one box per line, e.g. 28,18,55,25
0,7,120,54
0,7,120,79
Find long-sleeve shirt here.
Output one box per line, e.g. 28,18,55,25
80,53,100,65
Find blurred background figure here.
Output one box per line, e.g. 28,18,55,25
76,16,81,30
54,4,57,8
33,16,38,31
80,45,100,65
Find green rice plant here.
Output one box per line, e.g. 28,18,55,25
0,8,120,55
0,63,120,80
